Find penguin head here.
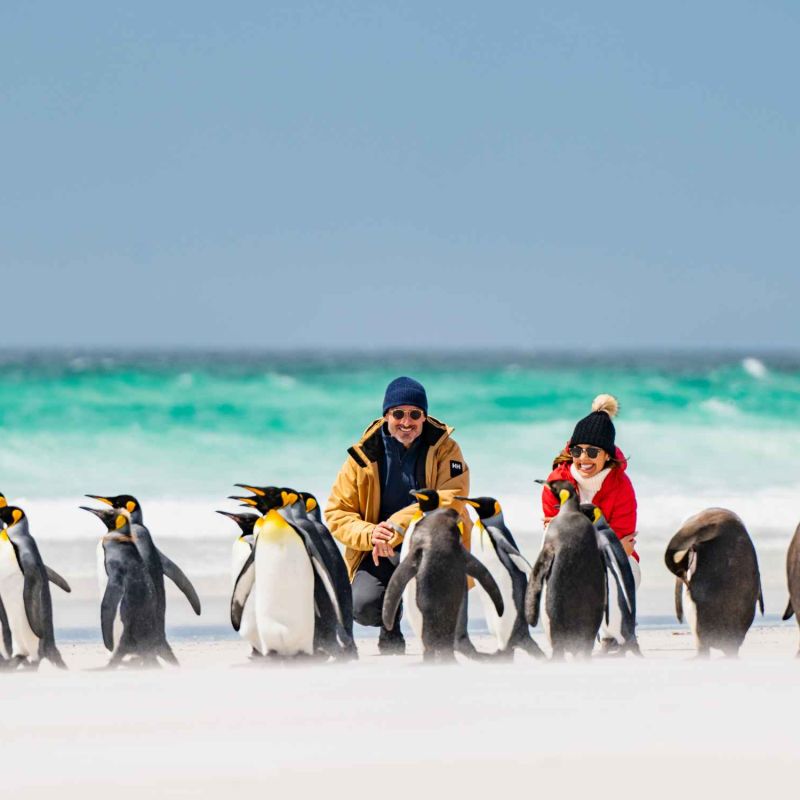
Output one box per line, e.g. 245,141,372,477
455,496,502,521
231,485,299,513
579,503,604,526
215,510,260,536
85,494,143,523
299,492,321,517
0,505,25,531
536,479,578,508
410,489,440,513
0,492,7,509
80,505,122,532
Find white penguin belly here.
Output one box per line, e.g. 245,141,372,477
472,532,515,649
601,577,623,643
402,579,424,640
400,519,423,639
231,539,259,652
96,542,122,650
540,581,551,645
0,540,39,659
254,537,315,655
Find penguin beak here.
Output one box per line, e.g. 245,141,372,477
410,491,429,502
454,496,479,509
228,495,259,508
234,484,265,496
85,494,114,506
79,505,110,519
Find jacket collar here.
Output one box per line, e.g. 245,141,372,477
350,416,453,465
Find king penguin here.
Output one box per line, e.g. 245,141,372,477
230,488,343,657
525,482,605,660
0,506,66,669
457,495,544,657
398,489,443,643
81,505,163,667
216,510,261,656
231,485,353,659
85,494,202,665
383,507,504,663
665,508,763,657
580,503,640,656
782,520,800,656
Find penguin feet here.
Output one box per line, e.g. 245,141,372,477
378,625,406,655
598,637,623,657
454,636,490,661
516,635,547,660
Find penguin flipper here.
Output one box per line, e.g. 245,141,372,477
231,552,255,632
293,529,344,628
22,572,47,640
493,535,531,574
783,599,794,621
464,552,505,617
0,595,11,656
382,557,418,630
46,566,72,593
674,577,684,624
158,549,202,615
100,575,124,652
525,544,554,627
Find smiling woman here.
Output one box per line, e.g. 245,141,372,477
541,394,638,559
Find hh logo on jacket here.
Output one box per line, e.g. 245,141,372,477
450,460,464,478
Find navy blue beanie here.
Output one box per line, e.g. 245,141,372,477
382,377,428,415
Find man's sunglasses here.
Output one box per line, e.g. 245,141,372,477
569,445,603,459
389,409,424,421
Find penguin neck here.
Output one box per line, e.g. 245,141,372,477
570,465,612,504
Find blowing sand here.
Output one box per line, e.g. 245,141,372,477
2,624,799,799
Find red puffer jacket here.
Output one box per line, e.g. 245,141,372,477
541,446,639,560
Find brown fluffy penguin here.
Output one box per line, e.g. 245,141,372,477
665,508,763,658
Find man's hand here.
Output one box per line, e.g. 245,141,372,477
371,521,397,565
620,534,636,557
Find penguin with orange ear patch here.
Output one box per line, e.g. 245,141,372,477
0,505,66,669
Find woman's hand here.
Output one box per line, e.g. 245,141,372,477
620,534,636,557
371,521,397,565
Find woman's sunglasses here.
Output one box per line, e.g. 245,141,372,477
569,445,603,459
389,409,424,421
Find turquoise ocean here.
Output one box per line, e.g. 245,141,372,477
1,350,798,635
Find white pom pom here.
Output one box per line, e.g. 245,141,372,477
591,394,619,418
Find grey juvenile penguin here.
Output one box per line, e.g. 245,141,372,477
665,508,763,658
382,507,504,663
525,481,605,660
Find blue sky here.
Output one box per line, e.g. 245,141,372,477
2,1,797,350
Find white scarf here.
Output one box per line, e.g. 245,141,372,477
570,464,612,504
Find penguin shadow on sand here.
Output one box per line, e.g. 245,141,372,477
82,494,202,670
382,506,504,664
666,508,763,659
0,500,70,671
782,520,800,657
526,481,639,661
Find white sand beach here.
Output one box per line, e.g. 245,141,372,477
3,624,798,799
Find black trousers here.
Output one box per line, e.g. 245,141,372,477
352,552,400,629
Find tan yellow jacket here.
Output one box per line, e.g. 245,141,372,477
325,416,471,580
